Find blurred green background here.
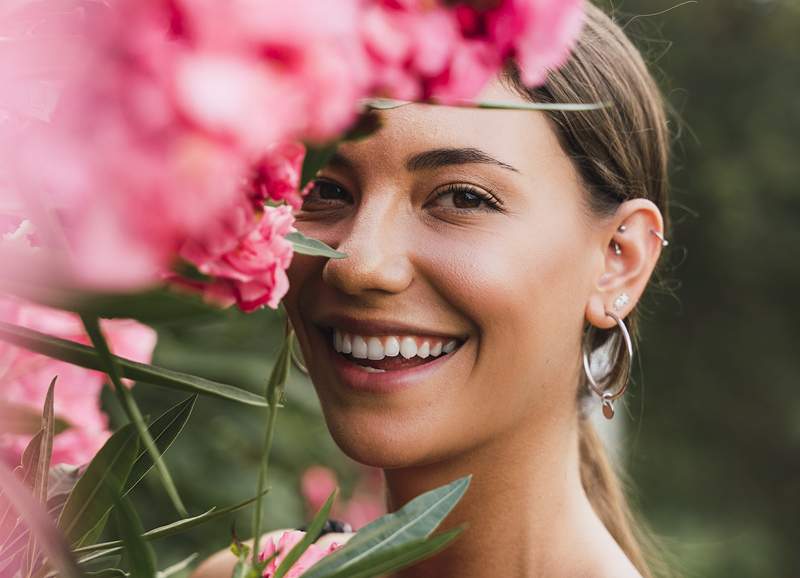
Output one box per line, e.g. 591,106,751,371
119,1,800,577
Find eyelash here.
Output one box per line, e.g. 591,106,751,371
431,183,504,213
301,179,504,214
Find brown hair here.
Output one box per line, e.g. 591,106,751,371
503,4,672,577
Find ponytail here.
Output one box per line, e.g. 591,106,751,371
579,419,674,578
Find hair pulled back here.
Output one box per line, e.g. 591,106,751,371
503,4,672,577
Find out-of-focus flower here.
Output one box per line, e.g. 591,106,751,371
0,296,158,467
180,205,295,312
301,465,385,531
259,530,341,578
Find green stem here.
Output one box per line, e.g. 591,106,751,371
251,331,293,565
80,314,187,518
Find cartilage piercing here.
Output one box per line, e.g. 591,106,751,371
650,229,669,247
613,241,622,255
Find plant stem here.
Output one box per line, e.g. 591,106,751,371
80,314,187,518
251,331,292,565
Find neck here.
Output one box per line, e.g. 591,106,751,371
383,414,610,578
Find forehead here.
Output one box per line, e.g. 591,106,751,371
336,80,569,178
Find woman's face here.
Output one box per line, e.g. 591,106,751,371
283,81,608,468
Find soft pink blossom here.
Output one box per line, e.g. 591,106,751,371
0,296,158,467
260,530,340,578
301,465,385,531
180,205,295,312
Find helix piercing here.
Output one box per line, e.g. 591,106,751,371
613,241,622,256
650,229,669,247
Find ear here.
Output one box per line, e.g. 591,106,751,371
585,199,666,329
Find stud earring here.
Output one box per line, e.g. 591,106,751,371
612,241,622,256
618,224,627,232
613,293,630,311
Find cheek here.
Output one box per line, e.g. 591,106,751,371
418,215,591,422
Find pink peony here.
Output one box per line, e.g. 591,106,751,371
260,530,340,578
0,296,158,467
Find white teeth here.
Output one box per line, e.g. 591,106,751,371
332,330,461,360
342,333,352,354
367,337,385,360
400,337,417,359
384,336,400,357
352,335,368,359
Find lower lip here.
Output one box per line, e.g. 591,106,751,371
325,337,462,394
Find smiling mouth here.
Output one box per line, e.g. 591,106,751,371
326,328,464,373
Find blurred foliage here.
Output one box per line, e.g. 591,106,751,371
106,307,367,573
595,1,800,577
106,1,799,577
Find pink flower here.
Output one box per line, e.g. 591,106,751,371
260,530,340,578
301,465,385,531
180,205,295,312
0,296,158,467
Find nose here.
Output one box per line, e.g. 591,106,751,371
322,202,414,297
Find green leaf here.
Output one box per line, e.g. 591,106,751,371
73,488,271,557
273,489,337,578
85,570,128,577
81,314,187,518
287,231,346,259
23,377,56,576
124,396,196,495
58,424,139,547
0,321,268,407
112,494,156,578
318,527,463,578
301,475,470,578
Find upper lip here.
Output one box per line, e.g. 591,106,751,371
314,313,467,340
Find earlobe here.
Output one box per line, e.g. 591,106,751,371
585,199,666,329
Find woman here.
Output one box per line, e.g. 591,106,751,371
195,3,671,577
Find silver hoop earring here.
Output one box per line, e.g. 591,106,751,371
582,310,633,420
286,320,308,375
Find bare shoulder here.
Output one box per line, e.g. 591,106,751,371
190,530,356,578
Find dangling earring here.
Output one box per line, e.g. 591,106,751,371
286,319,308,375
582,307,633,419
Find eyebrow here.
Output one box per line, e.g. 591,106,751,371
405,147,519,173
325,147,520,174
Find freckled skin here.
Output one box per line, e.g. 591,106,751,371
193,80,664,578
284,83,600,469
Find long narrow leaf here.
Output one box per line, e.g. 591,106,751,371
273,489,337,578
73,488,271,556
57,424,139,547
0,321,268,407
112,494,156,578
124,395,196,495
0,462,83,578
286,231,346,259
320,528,463,578
80,315,187,517
23,377,57,576
301,475,470,578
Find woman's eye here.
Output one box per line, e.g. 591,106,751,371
301,179,352,210
430,185,502,212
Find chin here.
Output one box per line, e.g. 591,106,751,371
318,400,456,469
